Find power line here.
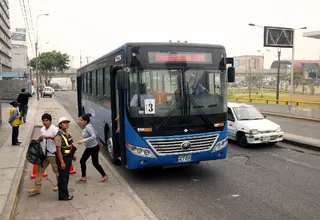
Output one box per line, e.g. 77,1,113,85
26,0,36,40
19,0,35,55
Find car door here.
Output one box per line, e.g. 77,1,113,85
227,107,237,140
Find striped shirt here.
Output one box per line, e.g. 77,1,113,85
82,123,99,148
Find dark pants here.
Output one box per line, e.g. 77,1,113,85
12,126,19,145
80,145,106,177
56,154,73,200
19,104,28,121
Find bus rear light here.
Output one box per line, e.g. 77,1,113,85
126,142,157,158
184,40,187,43
177,40,180,43
212,137,228,152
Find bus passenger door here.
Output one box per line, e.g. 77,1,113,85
76,76,82,117
110,66,125,165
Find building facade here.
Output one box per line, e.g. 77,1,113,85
0,0,11,72
12,44,28,71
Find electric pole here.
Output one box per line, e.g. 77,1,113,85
276,48,281,104
80,51,82,67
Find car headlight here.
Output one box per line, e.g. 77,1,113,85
249,129,259,135
212,137,228,152
126,142,156,158
275,127,281,132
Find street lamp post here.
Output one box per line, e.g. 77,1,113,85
35,13,49,101
257,49,270,97
289,27,307,109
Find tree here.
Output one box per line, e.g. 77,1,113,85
29,50,70,85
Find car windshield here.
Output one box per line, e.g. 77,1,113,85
233,106,264,120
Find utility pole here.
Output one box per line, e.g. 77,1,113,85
248,58,252,99
86,56,90,64
276,48,281,104
35,42,40,101
80,51,82,67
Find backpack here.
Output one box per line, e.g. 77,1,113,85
26,138,46,167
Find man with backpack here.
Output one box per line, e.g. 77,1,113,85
28,113,59,194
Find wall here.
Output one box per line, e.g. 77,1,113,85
0,91,2,124
12,44,28,70
0,79,28,100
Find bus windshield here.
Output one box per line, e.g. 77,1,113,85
127,68,226,129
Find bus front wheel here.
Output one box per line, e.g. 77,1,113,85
105,126,120,165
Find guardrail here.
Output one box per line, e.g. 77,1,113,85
230,97,320,106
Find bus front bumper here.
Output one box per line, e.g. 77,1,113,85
125,146,228,170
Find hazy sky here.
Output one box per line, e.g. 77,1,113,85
10,0,320,68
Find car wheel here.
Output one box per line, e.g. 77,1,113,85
237,132,248,148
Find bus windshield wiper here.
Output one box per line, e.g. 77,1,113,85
188,95,213,124
156,99,183,130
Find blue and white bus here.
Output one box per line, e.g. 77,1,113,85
77,42,235,170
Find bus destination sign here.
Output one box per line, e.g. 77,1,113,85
148,52,213,64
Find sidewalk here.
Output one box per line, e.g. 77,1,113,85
0,98,39,220
13,97,158,220
245,102,320,121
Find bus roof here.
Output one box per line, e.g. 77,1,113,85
78,42,225,71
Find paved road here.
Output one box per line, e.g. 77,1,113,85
264,115,319,139
55,91,320,220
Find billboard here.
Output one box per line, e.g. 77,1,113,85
264,26,294,48
15,28,26,33
11,32,26,41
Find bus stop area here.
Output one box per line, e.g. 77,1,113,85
0,97,157,220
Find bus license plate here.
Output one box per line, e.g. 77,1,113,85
178,154,192,162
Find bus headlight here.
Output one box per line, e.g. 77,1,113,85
212,137,228,152
126,142,157,158
275,127,281,132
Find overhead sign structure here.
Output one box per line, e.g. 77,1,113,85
264,26,294,48
11,32,26,41
15,28,26,33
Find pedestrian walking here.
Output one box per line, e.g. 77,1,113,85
28,113,59,194
17,88,32,123
76,113,108,183
8,100,22,146
54,117,77,201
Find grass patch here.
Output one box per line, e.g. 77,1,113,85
228,89,320,105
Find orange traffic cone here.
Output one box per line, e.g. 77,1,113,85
70,163,76,174
30,164,48,179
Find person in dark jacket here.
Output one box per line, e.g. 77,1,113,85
17,88,32,123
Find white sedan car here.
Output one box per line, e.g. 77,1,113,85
227,102,284,147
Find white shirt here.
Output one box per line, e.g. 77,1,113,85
40,125,59,156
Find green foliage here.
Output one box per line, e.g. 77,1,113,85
29,50,70,85
29,50,70,73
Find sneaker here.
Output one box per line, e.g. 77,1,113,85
28,187,40,194
53,185,58,191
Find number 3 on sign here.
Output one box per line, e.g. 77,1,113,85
144,99,155,114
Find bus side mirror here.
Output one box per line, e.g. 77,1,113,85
227,67,235,83
117,70,129,90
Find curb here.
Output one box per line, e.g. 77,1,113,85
54,96,159,220
282,138,320,152
261,111,320,122
1,98,39,220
